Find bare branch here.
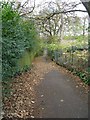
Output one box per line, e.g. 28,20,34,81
21,0,29,8
19,0,36,16
45,9,87,20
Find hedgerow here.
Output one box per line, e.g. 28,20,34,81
2,2,40,82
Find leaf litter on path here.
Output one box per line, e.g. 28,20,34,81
3,57,88,119
3,57,58,118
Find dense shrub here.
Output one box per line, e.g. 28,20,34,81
2,2,40,81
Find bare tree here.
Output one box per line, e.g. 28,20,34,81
12,0,36,16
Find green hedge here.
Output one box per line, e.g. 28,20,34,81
2,2,40,81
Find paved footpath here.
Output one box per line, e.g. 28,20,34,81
3,57,88,119
35,60,88,118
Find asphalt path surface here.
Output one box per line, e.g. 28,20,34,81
35,69,88,118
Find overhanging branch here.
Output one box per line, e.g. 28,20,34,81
22,9,87,19
46,10,87,19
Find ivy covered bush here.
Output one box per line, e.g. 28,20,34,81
2,2,40,81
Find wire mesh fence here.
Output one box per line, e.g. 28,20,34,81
48,49,88,84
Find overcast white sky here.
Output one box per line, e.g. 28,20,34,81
2,0,88,17
35,0,88,17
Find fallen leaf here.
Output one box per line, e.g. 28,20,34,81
41,95,44,97
76,86,78,88
31,101,35,104
31,115,34,118
60,99,64,102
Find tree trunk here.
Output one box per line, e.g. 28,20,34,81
81,1,90,85
81,1,90,16
82,17,86,37
81,1,90,67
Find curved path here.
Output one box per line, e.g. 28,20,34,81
35,59,88,118
3,57,88,119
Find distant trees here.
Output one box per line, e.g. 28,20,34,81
37,9,64,43
35,0,88,44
